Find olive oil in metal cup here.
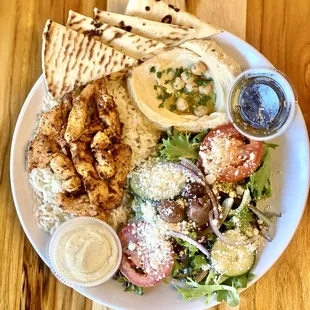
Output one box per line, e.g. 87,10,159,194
227,67,297,141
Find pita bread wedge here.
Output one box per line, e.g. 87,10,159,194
94,8,196,45
66,10,165,60
42,20,135,99
125,0,222,38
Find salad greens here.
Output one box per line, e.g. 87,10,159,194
225,189,253,232
159,128,208,161
117,274,144,295
176,278,240,307
247,143,278,200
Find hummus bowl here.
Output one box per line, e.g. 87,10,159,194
10,30,310,309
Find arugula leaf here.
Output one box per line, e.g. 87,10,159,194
117,276,144,295
176,278,240,307
247,143,278,200
159,129,200,161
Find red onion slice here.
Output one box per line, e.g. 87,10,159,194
208,211,236,246
168,230,210,258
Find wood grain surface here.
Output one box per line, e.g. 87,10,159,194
0,0,309,310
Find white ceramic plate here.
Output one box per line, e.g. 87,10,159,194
10,31,310,309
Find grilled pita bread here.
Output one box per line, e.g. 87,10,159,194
125,0,222,38
94,8,196,45
42,20,135,99
66,10,165,60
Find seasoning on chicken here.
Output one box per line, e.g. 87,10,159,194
55,193,107,220
70,141,109,205
95,89,122,141
101,144,132,210
65,83,97,143
28,133,61,172
50,153,82,194
38,105,64,138
91,131,115,179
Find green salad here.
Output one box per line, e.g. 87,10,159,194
115,125,279,307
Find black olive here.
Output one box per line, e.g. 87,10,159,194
187,196,211,226
157,200,185,223
182,182,206,199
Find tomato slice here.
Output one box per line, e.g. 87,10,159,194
118,222,174,287
199,124,263,182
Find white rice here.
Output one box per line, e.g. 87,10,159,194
106,79,161,168
29,168,75,234
29,78,160,233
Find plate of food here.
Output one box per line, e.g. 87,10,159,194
10,0,309,309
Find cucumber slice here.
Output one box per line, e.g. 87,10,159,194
211,230,255,277
130,160,190,201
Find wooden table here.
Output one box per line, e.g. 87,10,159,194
1,0,309,309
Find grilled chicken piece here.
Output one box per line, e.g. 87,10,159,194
55,193,107,220
94,150,116,179
70,141,109,205
38,105,64,138
62,176,83,193
91,131,111,149
65,83,98,143
95,90,122,141
50,153,82,193
28,133,61,172
91,131,115,179
100,144,132,210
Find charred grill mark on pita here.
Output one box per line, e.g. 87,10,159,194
99,54,105,65
128,34,135,37
125,26,132,32
83,29,103,39
69,18,86,27
83,66,88,74
145,6,150,11
113,60,118,66
136,45,142,50
135,38,141,43
119,21,125,29
89,39,96,59
161,15,172,24
168,4,175,9
120,54,126,66
71,36,83,71
94,21,103,28
175,8,180,12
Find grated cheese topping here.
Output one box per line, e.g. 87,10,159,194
199,129,256,179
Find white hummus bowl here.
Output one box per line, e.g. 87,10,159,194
10,31,310,309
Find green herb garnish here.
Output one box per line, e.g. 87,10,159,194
150,66,156,73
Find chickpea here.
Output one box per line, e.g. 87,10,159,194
173,77,185,90
164,83,174,94
194,106,209,117
181,71,195,84
185,82,198,93
191,61,208,76
176,98,189,112
199,83,212,95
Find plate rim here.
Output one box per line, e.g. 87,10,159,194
10,30,310,309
